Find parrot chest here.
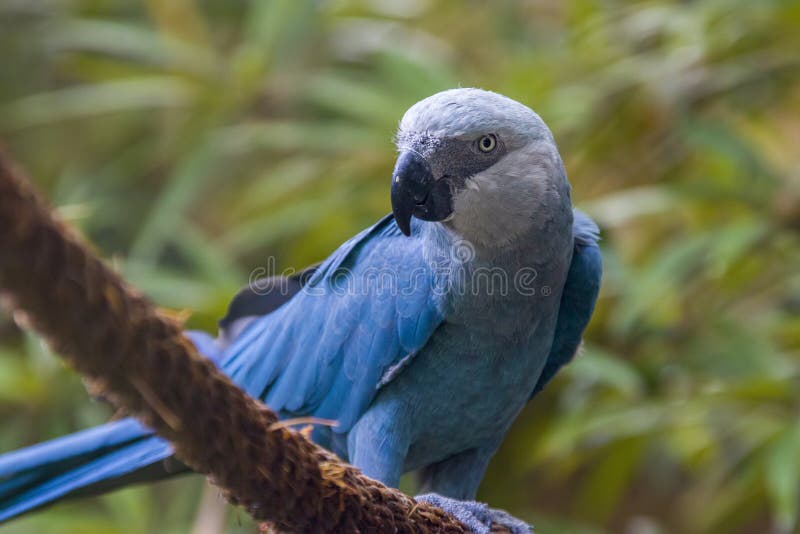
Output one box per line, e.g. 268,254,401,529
361,226,574,472
388,279,565,471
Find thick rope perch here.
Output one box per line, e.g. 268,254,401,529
0,150,477,533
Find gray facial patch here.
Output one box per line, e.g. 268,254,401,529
396,132,507,189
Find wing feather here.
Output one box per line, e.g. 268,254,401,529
531,210,602,398
220,215,445,433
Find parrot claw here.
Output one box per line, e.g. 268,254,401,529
415,494,532,534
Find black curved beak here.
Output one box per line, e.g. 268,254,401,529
391,151,454,236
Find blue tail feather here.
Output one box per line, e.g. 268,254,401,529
0,418,173,521
0,330,223,523
0,418,148,480
0,431,172,522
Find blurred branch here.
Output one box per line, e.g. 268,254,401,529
191,483,227,534
0,149,474,533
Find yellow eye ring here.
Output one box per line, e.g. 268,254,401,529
478,134,497,153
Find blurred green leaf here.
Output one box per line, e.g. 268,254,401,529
765,423,800,533
0,78,196,131
1,1,799,532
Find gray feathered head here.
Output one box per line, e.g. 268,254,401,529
392,88,570,248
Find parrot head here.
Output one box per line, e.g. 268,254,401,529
391,88,569,248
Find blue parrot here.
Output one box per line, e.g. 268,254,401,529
0,89,601,533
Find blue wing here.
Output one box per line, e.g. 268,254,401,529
221,215,445,433
531,211,602,398
0,215,443,521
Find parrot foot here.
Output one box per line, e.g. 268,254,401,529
415,493,532,534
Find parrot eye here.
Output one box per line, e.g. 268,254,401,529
477,134,497,153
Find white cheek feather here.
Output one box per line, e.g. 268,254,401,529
448,140,562,249
472,173,501,191
465,177,481,192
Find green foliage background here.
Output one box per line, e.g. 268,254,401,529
1,1,799,532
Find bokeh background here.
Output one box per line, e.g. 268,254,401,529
1,0,799,532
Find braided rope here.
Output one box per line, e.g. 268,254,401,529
0,150,477,533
